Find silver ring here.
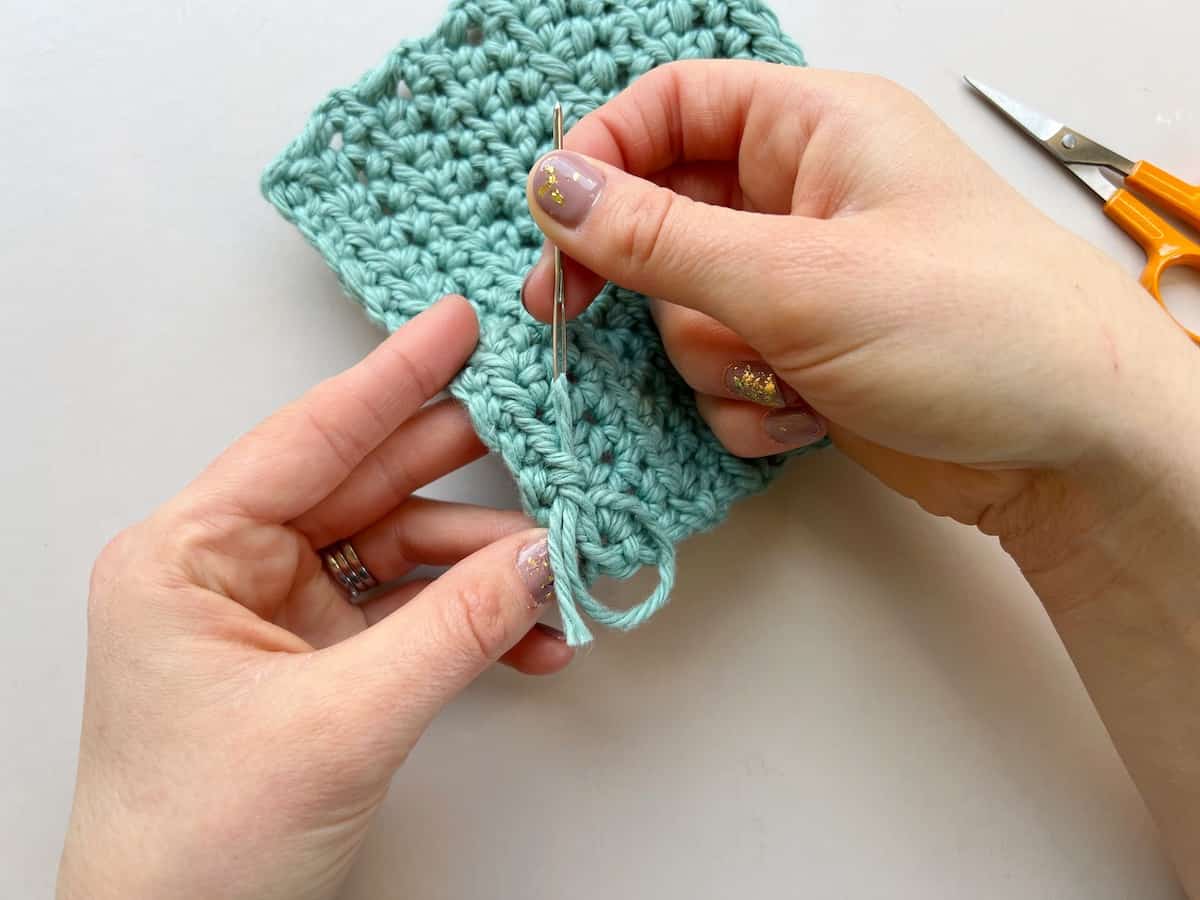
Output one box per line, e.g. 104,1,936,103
322,541,378,598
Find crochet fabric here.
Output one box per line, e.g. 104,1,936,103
263,0,813,645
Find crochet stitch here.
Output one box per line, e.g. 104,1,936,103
263,0,815,645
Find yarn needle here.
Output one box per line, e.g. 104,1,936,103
551,102,568,380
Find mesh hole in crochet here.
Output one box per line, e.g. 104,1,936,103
396,80,412,100
465,26,484,46
329,132,343,151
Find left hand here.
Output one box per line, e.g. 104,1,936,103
57,295,571,900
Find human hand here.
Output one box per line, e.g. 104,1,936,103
523,62,1200,893
520,61,1200,582
57,296,571,900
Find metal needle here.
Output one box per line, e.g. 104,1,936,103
551,102,567,380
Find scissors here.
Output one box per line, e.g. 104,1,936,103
965,77,1200,345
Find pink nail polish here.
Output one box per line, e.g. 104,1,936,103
530,152,604,227
517,536,555,607
763,407,827,447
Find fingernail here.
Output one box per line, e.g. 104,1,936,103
517,536,555,608
533,622,567,642
723,362,799,408
763,407,827,447
531,151,604,227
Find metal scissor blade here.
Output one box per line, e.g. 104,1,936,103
963,76,1063,142
964,76,1135,203
1065,163,1119,202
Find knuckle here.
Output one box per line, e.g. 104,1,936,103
89,528,136,596
848,72,912,104
300,395,376,474
87,526,148,625
381,346,440,405
440,580,512,662
637,59,683,90
387,502,419,560
373,447,417,510
652,301,727,358
615,186,682,271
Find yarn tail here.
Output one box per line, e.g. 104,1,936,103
546,375,678,647
547,374,593,646
548,500,592,646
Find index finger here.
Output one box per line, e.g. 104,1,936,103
184,295,478,523
568,59,789,177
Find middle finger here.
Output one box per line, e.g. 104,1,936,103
291,399,486,548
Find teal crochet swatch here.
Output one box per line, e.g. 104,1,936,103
263,0,812,645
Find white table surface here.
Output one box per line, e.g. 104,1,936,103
2,0,1195,896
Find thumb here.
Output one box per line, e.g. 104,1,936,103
313,528,555,758
525,150,815,342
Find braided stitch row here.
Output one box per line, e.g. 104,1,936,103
263,0,813,644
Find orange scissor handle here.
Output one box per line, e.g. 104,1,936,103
1103,187,1200,346
1126,161,1200,233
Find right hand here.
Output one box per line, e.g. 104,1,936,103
519,61,1200,593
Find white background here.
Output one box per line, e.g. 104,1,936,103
2,0,1196,896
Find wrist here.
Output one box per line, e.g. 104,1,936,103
1002,331,1200,615
58,810,154,900
1010,331,1200,896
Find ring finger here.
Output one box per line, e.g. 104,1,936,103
649,299,802,404
648,300,827,455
